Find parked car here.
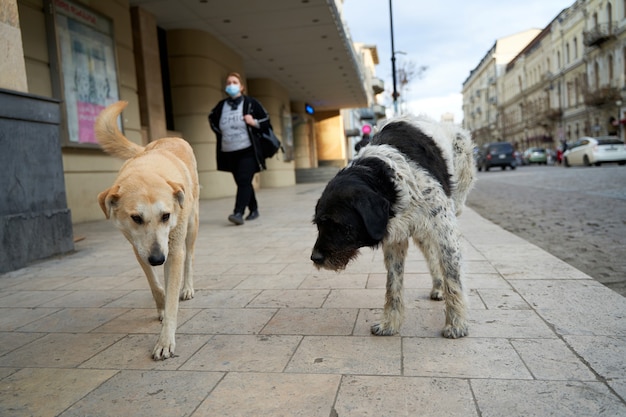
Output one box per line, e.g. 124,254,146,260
477,142,517,171
522,147,548,165
563,136,626,167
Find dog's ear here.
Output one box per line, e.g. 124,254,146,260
167,181,185,207
97,185,120,219
354,192,389,242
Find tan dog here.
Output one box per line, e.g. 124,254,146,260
95,101,199,360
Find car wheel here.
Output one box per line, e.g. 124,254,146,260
583,155,591,166
619,161,626,166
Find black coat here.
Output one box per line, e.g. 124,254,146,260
208,96,271,172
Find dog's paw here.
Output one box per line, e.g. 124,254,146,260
371,323,398,336
442,323,468,339
157,309,164,321
152,337,176,360
180,286,194,301
430,288,444,301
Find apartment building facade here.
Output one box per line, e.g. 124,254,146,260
463,0,626,151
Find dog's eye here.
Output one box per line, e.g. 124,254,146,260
131,215,143,225
161,213,170,222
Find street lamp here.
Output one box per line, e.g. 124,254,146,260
616,99,623,139
389,0,399,116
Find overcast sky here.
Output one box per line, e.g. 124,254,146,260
342,0,575,123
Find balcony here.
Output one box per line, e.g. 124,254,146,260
583,22,617,47
371,78,385,95
372,104,386,118
544,107,562,121
583,86,621,106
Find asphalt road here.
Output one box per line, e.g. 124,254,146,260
466,163,626,297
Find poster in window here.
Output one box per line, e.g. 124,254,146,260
53,0,119,145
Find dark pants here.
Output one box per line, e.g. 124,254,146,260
230,147,258,214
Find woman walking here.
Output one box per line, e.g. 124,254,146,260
209,72,270,225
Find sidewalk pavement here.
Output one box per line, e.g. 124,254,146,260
0,183,625,417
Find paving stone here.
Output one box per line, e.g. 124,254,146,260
192,372,340,417
286,335,401,375
476,288,531,310
0,290,73,308
177,308,276,334
0,333,125,368
0,332,45,356
181,334,301,372
262,307,357,335
510,338,596,381
59,370,222,417
17,307,128,333
92,308,200,334
234,273,306,289
564,335,626,379
0,308,60,331
0,368,116,417
334,375,478,417
299,272,368,289
80,334,210,370
403,337,532,379
472,379,626,417
248,289,330,308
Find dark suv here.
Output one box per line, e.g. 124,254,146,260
477,142,517,171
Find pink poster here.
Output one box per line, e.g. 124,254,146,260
77,101,104,144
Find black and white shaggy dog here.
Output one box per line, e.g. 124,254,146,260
311,115,476,338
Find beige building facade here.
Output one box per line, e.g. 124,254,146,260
4,0,380,224
462,29,541,145
463,0,626,151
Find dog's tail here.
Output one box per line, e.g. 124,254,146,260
94,101,145,160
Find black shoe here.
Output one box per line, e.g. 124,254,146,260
228,212,244,225
246,210,259,221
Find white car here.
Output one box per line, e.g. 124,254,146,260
563,136,626,167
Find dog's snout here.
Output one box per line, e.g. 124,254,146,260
148,243,166,266
310,250,324,264
148,253,165,266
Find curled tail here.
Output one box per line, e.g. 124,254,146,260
94,101,144,160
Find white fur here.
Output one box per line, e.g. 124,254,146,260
366,115,476,338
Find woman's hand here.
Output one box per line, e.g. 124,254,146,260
243,114,257,127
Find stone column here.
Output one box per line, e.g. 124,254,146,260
0,0,28,92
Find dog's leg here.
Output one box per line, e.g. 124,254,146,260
414,238,446,301
152,246,185,360
133,248,165,320
371,239,408,336
180,211,198,300
423,219,469,339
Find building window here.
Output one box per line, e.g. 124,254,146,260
44,0,121,147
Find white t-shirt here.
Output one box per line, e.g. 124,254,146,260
219,101,251,152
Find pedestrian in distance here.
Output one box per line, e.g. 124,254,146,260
209,72,271,225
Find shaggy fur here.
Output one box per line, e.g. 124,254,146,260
311,115,476,338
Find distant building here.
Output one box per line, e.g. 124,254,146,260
462,0,626,150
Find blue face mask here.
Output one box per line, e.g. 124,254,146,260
225,84,240,97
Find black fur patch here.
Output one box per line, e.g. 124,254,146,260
372,121,452,196
311,158,400,269
349,157,398,216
